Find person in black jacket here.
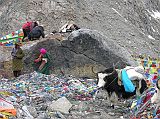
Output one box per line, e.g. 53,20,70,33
22,21,38,41
28,25,45,41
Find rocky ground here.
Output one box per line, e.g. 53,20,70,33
0,52,159,119
0,72,131,119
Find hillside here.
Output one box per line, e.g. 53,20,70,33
0,0,159,57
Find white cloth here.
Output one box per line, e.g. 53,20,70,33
151,87,160,104
124,66,144,80
62,28,67,33
11,48,18,58
42,58,47,63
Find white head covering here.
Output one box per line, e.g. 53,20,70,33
36,21,40,25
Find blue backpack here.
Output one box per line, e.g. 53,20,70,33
122,69,135,92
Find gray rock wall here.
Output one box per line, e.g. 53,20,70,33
24,29,138,78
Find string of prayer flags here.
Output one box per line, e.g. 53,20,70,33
0,29,24,46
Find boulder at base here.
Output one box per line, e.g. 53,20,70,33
24,29,138,78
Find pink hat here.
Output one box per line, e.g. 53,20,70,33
40,48,47,54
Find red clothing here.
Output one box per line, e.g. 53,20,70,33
157,109,160,118
143,94,151,103
22,21,32,30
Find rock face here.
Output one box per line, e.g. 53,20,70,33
0,0,159,57
24,29,137,78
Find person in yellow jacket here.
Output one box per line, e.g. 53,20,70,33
11,42,25,77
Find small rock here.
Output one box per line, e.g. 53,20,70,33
27,106,38,118
48,97,72,114
36,113,49,119
108,112,115,116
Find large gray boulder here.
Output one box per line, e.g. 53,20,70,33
63,29,137,66
24,29,138,78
